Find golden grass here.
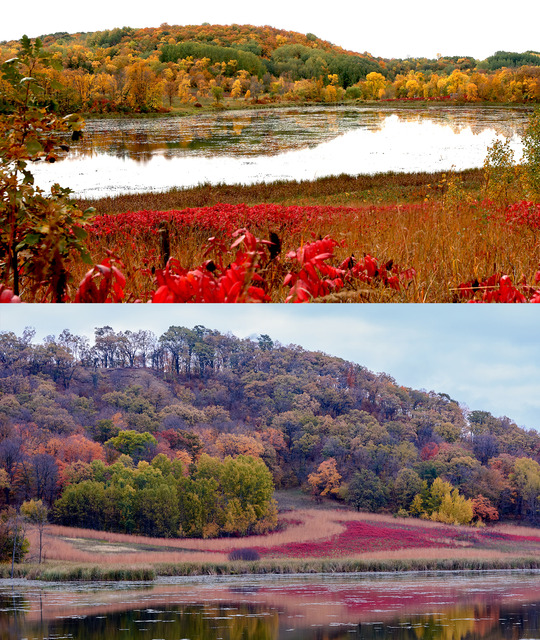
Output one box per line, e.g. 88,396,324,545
35,507,540,568
489,523,540,538
44,509,346,553
67,169,538,303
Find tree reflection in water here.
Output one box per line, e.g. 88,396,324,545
29,105,530,198
1,572,539,640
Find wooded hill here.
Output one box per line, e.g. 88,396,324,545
1,24,539,113
1,325,540,539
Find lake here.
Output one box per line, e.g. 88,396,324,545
2,570,540,639
30,105,530,198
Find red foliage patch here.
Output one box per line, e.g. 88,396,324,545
458,271,540,303
250,521,456,559
504,200,540,230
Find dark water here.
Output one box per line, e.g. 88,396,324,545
1,571,540,640
30,105,530,198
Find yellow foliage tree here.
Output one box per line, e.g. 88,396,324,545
364,72,387,100
307,458,342,500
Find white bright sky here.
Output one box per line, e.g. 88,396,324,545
1,305,539,432
1,0,538,60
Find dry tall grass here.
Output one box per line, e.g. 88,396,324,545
34,507,540,567
70,171,537,303
78,170,483,214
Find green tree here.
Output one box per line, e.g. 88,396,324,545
88,419,120,444
347,469,388,512
53,480,107,529
136,483,179,537
106,430,157,460
392,468,423,511
220,455,277,534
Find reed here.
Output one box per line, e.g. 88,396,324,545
77,169,484,215
67,169,536,303
0,563,155,581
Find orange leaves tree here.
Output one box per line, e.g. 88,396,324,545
307,457,342,501
0,36,94,301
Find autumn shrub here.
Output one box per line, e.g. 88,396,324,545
522,106,540,199
0,37,93,301
228,548,261,561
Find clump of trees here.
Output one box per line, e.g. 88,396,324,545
1,28,539,116
53,453,277,538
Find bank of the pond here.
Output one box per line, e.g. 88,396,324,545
3,556,540,582
80,99,534,120
77,168,484,215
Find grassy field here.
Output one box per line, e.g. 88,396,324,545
6,499,540,580
67,168,539,303
5,164,537,303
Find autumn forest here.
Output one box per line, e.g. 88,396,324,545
1,324,540,562
1,24,539,114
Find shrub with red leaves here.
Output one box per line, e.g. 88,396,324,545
152,229,271,303
74,253,126,303
505,200,540,230
283,238,416,302
458,270,540,303
284,237,345,302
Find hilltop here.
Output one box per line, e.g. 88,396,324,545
1,24,539,115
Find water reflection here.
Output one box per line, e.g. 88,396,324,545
30,105,531,198
1,572,540,639
67,106,529,162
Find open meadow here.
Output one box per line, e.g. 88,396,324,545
11,503,540,581
69,169,539,303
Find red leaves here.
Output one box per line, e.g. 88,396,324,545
74,253,126,303
0,286,21,303
458,270,540,303
284,240,415,302
152,229,271,303
284,237,344,302
149,229,415,303
504,200,540,230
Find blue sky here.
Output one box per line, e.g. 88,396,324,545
1,0,538,60
1,304,538,431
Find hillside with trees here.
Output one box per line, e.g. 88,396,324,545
0,25,539,114
1,325,540,548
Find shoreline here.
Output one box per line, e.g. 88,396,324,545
2,556,540,582
79,100,535,120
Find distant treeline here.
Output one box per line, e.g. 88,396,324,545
1,25,539,114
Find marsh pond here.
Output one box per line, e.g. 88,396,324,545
1,570,540,639
30,105,530,198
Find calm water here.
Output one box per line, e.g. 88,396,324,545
30,105,530,198
1,571,540,640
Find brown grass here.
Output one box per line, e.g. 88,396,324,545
77,170,484,215
34,507,540,568
65,168,538,303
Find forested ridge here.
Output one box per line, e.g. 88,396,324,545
1,324,540,546
1,24,539,114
